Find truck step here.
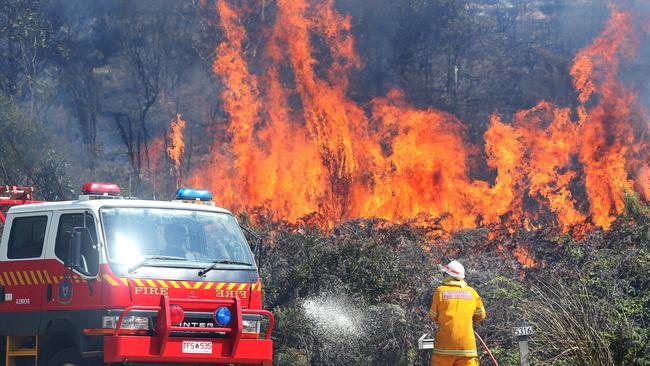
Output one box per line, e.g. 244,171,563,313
5,335,38,366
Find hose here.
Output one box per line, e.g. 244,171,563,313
474,331,499,366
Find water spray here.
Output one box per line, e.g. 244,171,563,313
301,293,365,341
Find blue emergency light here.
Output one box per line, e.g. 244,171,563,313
175,187,213,202
214,306,232,326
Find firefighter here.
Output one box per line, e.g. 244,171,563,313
428,260,486,366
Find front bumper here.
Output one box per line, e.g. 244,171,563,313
104,335,272,365
103,296,274,365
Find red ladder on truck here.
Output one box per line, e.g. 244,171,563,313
1,186,42,365
0,186,41,224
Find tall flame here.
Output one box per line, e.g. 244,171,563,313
192,2,648,232
167,113,186,179
570,7,643,228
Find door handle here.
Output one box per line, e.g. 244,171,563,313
46,284,53,302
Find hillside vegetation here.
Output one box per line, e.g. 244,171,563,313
254,200,649,365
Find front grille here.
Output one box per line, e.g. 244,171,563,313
153,312,228,338
178,317,217,329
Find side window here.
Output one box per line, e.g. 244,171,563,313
7,216,48,259
55,213,99,276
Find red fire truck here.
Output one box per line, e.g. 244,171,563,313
0,184,274,366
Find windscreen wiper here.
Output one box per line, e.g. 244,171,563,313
127,255,186,273
199,260,252,277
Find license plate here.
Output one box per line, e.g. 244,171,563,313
182,340,212,354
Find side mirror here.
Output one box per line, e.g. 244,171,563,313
65,230,82,270
256,237,263,265
240,225,262,264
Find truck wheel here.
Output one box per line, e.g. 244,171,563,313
47,347,83,366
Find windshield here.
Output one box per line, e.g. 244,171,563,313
100,207,254,268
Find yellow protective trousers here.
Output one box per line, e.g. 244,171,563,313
431,354,478,366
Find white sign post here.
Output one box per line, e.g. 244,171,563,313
513,323,533,366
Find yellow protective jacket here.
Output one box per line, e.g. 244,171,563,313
428,278,486,357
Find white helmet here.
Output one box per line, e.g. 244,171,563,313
441,260,465,279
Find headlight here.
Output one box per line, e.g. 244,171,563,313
242,319,261,334
102,315,150,330
242,314,262,338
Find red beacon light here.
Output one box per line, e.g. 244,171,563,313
80,182,122,199
169,305,185,325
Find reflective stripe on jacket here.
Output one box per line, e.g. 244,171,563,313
429,279,486,356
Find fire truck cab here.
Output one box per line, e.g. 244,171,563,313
0,184,273,366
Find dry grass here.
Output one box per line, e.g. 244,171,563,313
525,281,614,366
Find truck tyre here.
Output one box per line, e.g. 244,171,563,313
47,347,83,366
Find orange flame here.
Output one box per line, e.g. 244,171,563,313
167,113,186,179
513,245,539,269
145,136,165,178
191,2,648,232
636,165,650,201
570,7,643,229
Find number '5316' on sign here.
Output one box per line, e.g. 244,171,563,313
513,326,534,336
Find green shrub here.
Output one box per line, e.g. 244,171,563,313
255,216,649,365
